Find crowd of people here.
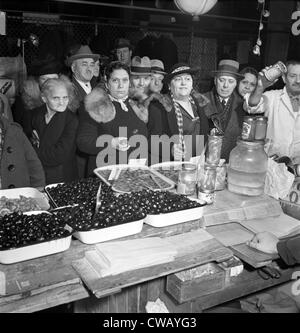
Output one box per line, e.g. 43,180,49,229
1,37,300,261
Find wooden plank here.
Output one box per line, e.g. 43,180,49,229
230,243,278,268
73,237,232,299
138,283,148,313
203,190,282,226
206,222,278,268
188,266,298,311
0,283,88,313
127,285,138,313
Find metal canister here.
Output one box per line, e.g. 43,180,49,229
254,116,268,141
241,116,255,141
264,61,287,82
197,164,217,204
177,163,197,196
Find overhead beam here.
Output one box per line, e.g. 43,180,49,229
51,0,261,23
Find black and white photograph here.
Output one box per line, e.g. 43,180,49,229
0,0,300,317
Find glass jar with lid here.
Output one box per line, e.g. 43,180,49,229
227,139,268,196
177,163,197,195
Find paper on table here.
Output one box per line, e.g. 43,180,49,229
94,237,177,277
241,214,300,239
206,223,254,247
165,229,214,256
264,158,295,200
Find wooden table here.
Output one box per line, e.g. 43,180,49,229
0,190,297,313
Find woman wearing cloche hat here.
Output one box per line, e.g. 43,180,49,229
162,63,210,161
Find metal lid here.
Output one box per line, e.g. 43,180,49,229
182,163,196,171
256,116,268,121
243,116,255,121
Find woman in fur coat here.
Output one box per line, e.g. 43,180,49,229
31,78,79,184
77,61,149,176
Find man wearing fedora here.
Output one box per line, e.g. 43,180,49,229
203,59,247,161
66,45,100,103
129,56,152,101
66,45,100,178
114,38,133,67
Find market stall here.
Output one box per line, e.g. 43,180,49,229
0,174,299,313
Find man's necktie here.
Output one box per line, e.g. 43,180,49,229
221,99,226,109
290,95,300,113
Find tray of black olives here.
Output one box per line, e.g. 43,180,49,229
93,164,175,193
135,190,206,228
0,211,72,264
44,178,105,208
52,190,146,244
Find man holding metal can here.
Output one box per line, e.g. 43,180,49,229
244,60,300,163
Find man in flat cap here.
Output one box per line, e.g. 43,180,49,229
114,38,133,67
203,59,247,161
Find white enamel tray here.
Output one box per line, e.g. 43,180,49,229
73,218,144,245
93,164,175,193
0,187,50,211
0,211,72,264
151,161,197,183
144,201,206,228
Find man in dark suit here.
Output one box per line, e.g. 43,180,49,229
66,45,100,102
66,45,100,178
203,59,247,161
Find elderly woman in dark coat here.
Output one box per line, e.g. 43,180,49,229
0,114,45,189
77,61,149,176
31,78,78,184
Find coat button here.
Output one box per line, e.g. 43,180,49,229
8,184,15,189
7,146,13,153
8,164,15,172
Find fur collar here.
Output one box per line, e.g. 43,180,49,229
191,90,210,107
84,87,148,124
84,87,116,123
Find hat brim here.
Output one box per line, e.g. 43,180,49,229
130,71,152,76
115,44,133,50
66,53,100,66
211,70,244,79
151,70,167,75
164,68,199,83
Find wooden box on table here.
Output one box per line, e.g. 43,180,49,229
166,262,226,304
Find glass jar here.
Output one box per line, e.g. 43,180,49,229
227,139,268,196
177,163,197,195
197,164,217,204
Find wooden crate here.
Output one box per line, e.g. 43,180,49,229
166,263,226,304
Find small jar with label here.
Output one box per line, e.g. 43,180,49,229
264,61,287,82
197,164,217,204
177,163,197,196
241,116,255,141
